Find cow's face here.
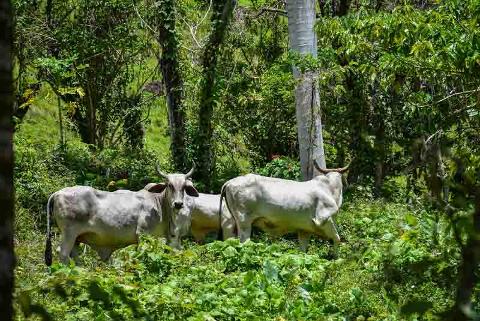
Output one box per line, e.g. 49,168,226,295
147,174,199,211
166,174,199,210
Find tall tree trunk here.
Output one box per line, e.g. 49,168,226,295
452,189,480,320
57,96,65,148
157,0,187,172
0,0,16,319
336,0,350,16
373,118,385,196
196,0,235,190
286,0,326,180
318,0,326,16
372,80,385,196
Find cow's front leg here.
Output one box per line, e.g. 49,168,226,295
298,232,311,252
322,218,341,259
168,233,183,250
96,247,113,262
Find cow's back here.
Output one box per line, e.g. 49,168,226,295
228,174,318,210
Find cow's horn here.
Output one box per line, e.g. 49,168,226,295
314,159,350,174
156,163,168,178
185,161,195,179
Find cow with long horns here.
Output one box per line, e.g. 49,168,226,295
220,161,349,251
45,164,198,266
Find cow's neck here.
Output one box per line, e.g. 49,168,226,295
159,191,176,237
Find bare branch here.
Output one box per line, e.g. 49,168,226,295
134,4,157,37
418,86,480,108
255,7,287,18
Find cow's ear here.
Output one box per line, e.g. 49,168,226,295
147,183,167,194
185,183,199,197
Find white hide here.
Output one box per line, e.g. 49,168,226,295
181,193,235,242
221,172,344,250
47,186,168,264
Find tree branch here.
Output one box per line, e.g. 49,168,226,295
255,7,287,18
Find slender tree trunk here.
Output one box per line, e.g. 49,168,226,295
373,119,385,196
57,96,65,148
286,0,326,180
196,0,235,190
157,0,187,172
318,0,326,16
372,81,385,196
86,80,97,146
0,0,16,319
345,70,368,184
336,0,350,16
452,188,480,320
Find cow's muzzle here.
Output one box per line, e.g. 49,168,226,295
173,201,183,209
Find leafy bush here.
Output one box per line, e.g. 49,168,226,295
256,156,301,180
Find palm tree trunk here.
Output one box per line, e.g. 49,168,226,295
286,0,326,180
0,0,16,319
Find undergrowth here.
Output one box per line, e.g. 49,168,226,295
14,197,475,321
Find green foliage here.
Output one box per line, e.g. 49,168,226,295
15,198,473,320
314,0,480,186
15,0,155,148
256,156,301,180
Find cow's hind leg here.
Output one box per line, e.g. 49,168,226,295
69,242,82,265
59,229,77,265
221,219,236,240
298,232,311,252
238,220,252,243
95,247,113,262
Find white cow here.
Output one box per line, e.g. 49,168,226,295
182,193,236,243
220,161,348,250
45,166,199,265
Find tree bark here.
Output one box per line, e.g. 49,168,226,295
452,189,480,320
0,0,16,319
336,0,350,16
196,0,235,190
157,0,187,172
286,0,326,180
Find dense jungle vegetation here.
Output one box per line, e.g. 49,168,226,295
3,0,480,319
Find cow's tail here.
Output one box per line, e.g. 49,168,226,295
218,182,237,240
217,184,227,240
45,193,55,266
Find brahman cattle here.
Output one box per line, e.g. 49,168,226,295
182,193,235,243
45,165,198,265
220,161,348,250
